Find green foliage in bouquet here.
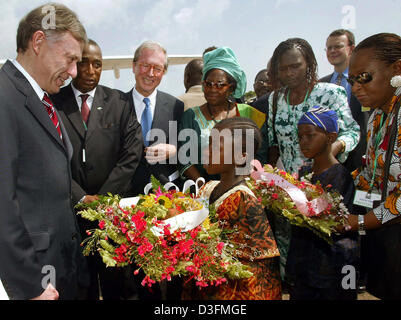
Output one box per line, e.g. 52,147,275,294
248,166,349,245
76,178,252,288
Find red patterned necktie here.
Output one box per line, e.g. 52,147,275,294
80,94,90,124
42,93,62,140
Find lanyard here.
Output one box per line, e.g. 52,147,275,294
369,112,386,190
286,88,310,131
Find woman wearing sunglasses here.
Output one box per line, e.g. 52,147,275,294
178,47,265,182
341,33,401,300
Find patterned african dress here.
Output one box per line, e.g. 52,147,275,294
182,181,282,300
178,104,266,181
352,95,401,223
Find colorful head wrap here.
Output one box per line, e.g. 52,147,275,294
298,106,339,133
203,47,247,99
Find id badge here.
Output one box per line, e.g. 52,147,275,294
353,190,381,208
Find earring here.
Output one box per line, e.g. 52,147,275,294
390,75,401,96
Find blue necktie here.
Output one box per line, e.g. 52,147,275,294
141,97,152,147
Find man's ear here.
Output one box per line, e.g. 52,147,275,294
31,30,46,55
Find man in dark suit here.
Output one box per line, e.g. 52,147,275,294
320,29,370,172
125,41,184,300
126,41,184,197
0,3,88,300
52,39,143,300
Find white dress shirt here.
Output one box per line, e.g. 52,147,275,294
11,59,46,101
71,82,97,113
132,86,157,123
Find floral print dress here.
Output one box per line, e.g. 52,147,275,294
182,181,281,300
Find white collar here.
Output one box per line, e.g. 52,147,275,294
132,86,158,107
71,82,97,100
11,59,46,101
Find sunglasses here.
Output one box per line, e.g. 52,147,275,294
347,72,373,86
202,80,231,90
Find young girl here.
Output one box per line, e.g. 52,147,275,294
285,106,360,300
183,117,281,300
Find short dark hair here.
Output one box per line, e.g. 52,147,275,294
17,2,87,53
353,33,401,66
328,29,355,46
203,46,218,56
268,38,318,91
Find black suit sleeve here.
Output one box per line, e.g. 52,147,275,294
97,98,143,196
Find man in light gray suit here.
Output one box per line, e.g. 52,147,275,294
0,3,88,300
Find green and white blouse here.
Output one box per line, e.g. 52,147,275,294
267,82,360,174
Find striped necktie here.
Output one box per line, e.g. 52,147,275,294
42,93,62,140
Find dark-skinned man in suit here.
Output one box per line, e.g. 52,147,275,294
52,39,143,300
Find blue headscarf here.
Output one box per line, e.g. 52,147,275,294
298,106,339,133
202,47,247,99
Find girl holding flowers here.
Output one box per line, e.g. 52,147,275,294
182,117,281,300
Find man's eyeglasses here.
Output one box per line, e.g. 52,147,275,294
325,44,346,52
137,63,164,75
202,80,231,90
347,72,373,87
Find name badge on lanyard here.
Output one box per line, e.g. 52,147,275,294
353,190,381,208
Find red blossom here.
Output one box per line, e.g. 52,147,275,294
99,220,106,229
272,193,279,200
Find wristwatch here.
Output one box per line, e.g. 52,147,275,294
339,140,346,154
358,215,366,235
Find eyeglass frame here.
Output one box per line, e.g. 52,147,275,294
347,72,373,87
202,80,232,90
136,62,165,75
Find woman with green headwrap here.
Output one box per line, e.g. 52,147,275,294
178,47,265,182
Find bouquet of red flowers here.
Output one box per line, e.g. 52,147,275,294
247,161,349,244
76,177,252,288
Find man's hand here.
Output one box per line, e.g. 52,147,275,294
83,195,99,204
31,283,59,300
145,143,177,164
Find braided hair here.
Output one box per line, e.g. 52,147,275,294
213,117,262,155
268,38,318,91
353,33,401,66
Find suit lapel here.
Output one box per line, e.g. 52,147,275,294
25,94,66,149
85,86,105,141
61,85,86,139
152,91,168,131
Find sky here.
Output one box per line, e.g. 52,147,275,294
0,0,400,97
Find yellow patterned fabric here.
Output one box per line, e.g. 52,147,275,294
352,95,401,223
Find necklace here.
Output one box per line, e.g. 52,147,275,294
286,87,310,131
207,101,231,122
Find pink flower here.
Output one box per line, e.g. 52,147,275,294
272,193,279,200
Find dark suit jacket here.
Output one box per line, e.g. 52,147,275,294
52,84,143,206
249,92,271,114
319,73,370,172
0,61,86,299
125,89,184,196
